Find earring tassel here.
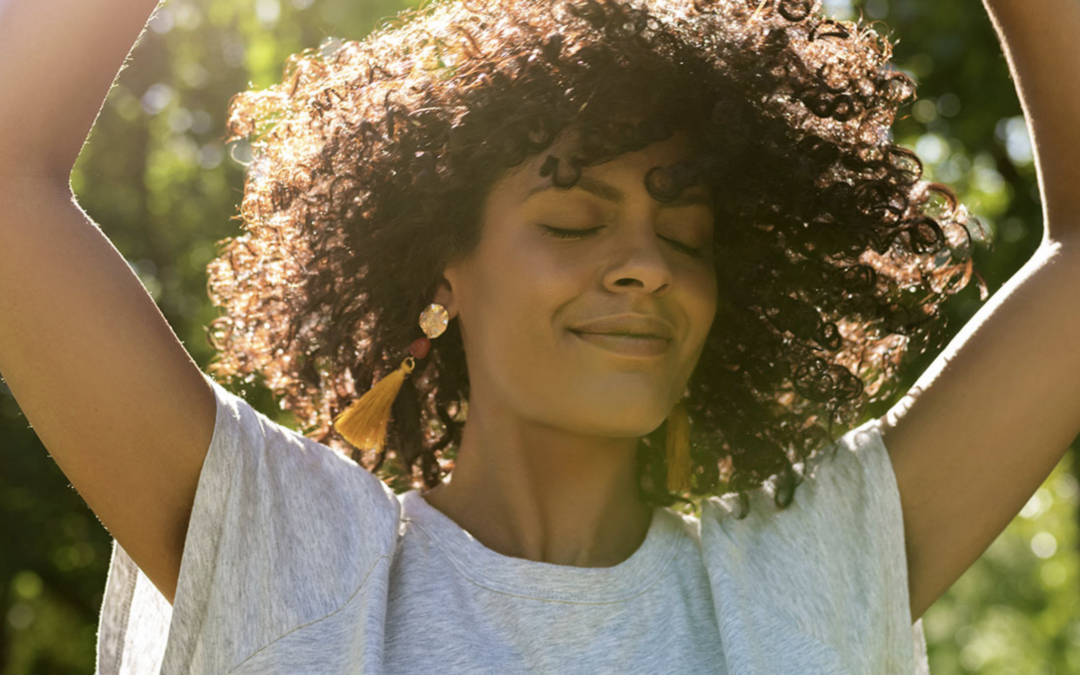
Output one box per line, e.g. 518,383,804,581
665,401,692,492
333,357,415,453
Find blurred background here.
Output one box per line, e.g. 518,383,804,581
0,0,1074,672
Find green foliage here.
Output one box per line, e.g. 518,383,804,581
922,453,1080,673
0,0,1072,671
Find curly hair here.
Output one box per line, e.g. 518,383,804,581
206,0,986,517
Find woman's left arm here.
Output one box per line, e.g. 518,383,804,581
879,0,1080,621
982,0,1080,229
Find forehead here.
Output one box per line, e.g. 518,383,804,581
492,125,707,205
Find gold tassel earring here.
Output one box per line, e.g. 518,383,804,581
333,302,449,453
665,401,692,493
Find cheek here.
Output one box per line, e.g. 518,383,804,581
461,244,585,365
681,261,718,322
462,246,615,417
676,264,719,366
478,233,587,316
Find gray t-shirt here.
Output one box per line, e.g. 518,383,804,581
94,373,930,674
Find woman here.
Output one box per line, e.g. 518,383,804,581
1,0,1076,672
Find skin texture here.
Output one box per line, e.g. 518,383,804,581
422,128,717,566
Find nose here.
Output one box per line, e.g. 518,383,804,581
601,222,674,296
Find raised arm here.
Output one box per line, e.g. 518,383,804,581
879,0,1080,621
0,0,216,604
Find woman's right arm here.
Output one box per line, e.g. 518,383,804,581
0,0,217,605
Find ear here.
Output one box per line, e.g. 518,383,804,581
431,264,461,320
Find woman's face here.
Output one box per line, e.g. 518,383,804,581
437,127,718,437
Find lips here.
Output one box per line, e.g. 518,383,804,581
570,331,671,357
569,314,676,341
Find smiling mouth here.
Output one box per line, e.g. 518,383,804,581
570,331,671,357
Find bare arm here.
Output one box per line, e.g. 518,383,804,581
0,0,217,605
980,0,1080,230
879,0,1080,621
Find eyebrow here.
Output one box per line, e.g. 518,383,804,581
525,174,715,210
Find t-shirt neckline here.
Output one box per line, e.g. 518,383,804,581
400,489,683,603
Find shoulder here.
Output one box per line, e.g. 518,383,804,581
696,418,918,664
702,418,891,529
191,377,404,604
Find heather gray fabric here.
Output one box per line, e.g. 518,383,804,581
95,372,930,674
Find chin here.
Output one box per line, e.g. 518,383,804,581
567,401,671,437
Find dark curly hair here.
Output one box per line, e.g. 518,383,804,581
206,0,986,517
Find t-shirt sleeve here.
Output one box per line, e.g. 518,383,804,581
95,371,402,675
700,418,930,675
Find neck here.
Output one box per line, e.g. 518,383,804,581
421,391,654,568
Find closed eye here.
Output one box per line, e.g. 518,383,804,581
540,225,703,257
541,225,605,240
